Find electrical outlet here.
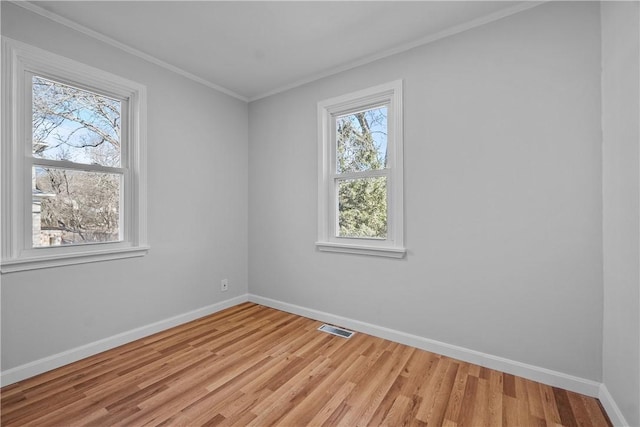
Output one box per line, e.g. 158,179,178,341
221,279,229,292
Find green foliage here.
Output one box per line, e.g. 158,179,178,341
338,177,387,238
336,109,388,239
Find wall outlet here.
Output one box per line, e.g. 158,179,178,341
221,279,229,292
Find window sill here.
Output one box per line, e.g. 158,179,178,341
1,245,150,273
315,241,406,258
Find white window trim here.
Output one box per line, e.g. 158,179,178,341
1,38,148,273
316,80,405,258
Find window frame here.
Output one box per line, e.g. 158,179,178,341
1,38,148,273
316,80,405,258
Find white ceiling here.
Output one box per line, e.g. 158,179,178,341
27,1,536,101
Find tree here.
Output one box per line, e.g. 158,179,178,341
336,107,388,239
32,76,121,245
32,76,120,165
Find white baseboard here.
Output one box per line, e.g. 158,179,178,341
0,294,250,387
3,292,624,425
249,294,602,398
599,384,631,427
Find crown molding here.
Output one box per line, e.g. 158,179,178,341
248,1,546,102
9,0,545,104
9,0,248,102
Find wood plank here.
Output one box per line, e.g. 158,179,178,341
277,339,378,426
554,386,579,427
590,397,615,427
306,381,357,426
441,360,470,425
539,383,561,424
425,359,460,427
488,369,504,427
525,377,545,420
340,345,415,426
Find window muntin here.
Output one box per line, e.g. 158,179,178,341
317,80,404,258
1,38,148,272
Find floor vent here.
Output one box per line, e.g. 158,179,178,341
318,324,355,339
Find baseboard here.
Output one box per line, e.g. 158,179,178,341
0,294,250,387
249,293,602,398
599,384,631,427
3,292,623,424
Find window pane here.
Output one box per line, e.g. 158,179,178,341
337,176,387,239
32,76,121,167
336,106,387,173
32,167,121,247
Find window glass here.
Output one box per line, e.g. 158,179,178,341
33,166,121,247
336,106,387,173
32,76,121,167
337,176,387,239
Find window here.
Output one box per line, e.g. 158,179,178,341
316,80,405,258
1,38,148,272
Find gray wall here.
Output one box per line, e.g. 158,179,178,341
1,3,249,370
249,1,604,381
601,2,640,426
5,4,637,421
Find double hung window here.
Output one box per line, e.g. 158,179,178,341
316,80,405,258
1,39,148,272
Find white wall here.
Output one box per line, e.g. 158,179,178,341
601,2,640,426
249,1,604,381
1,2,249,371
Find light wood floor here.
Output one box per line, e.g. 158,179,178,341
1,303,611,426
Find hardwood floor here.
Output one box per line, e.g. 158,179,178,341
1,303,611,426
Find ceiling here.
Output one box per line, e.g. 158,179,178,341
27,1,536,101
